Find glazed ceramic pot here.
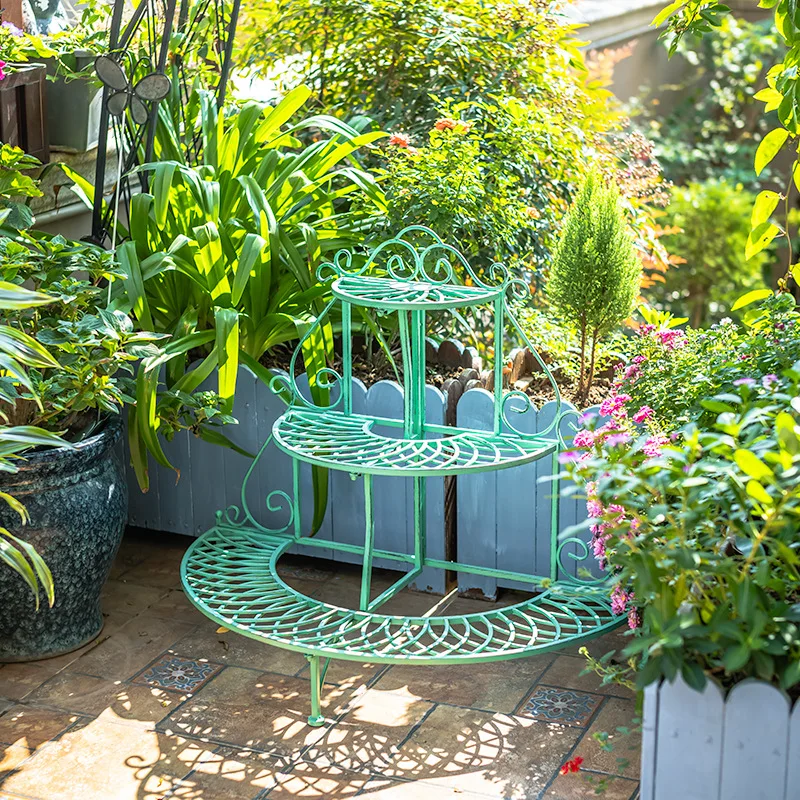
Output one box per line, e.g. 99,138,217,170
0,417,128,661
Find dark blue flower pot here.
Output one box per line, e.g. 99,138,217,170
0,417,128,661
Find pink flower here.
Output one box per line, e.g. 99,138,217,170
762,374,779,388
586,498,603,517
733,377,755,387
627,606,641,630
632,405,654,424
643,434,668,458
633,355,646,364
639,324,656,336
573,429,596,449
389,132,411,148
599,393,631,419
611,585,630,616
655,329,687,350
558,450,580,464
592,533,609,561
0,61,7,81
605,433,631,447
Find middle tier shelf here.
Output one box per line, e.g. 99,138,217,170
272,408,558,476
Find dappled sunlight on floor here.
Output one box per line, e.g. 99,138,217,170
0,530,639,799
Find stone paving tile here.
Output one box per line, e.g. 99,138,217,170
538,655,634,700
156,744,287,799
544,770,639,799
0,663,64,702
119,549,191,589
26,671,186,725
171,624,309,675
159,667,335,758
390,705,582,798
295,659,386,689
268,760,374,798
132,653,224,693
300,686,435,773
100,579,172,618
0,705,78,749
374,656,553,714
1,720,214,800
355,777,493,799
67,614,195,681
146,588,210,625
0,745,32,780
575,697,641,780
518,686,603,728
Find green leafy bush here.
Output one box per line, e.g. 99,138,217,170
547,171,640,403
564,294,800,691
650,180,770,327
633,15,779,189
616,294,800,431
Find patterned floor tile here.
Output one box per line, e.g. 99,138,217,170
132,653,223,693
518,685,602,727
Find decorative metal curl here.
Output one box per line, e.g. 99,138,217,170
555,537,608,587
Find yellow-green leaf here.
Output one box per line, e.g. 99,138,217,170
751,190,781,228
755,128,789,176
731,288,774,311
734,449,775,482
746,479,773,506
746,222,781,261
652,0,685,26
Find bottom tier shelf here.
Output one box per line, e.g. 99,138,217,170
181,527,622,664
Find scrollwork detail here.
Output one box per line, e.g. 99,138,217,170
555,538,607,586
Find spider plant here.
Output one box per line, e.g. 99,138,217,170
109,86,386,533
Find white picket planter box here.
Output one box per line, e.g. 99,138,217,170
641,675,800,800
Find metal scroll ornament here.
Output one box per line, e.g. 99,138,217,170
95,55,171,126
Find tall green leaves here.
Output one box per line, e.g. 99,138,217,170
116,88,385,517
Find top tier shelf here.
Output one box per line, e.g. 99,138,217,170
272,408,557,476
332,274,503,310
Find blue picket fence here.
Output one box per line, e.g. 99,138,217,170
124,369,598,597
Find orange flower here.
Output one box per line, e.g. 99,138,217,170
434,118,457,131
389,132,412,148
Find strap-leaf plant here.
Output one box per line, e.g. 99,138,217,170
109,86,386,534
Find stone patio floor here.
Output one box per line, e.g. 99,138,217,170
0,530,641,800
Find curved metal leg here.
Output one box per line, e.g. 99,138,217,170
307,654,326,727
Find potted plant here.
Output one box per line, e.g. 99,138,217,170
563,293,800,798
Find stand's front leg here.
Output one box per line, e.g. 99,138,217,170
307,654,327,727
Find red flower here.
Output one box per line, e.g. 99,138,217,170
559,756,584,775
389,132,411,148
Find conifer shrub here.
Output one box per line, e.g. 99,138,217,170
547,170,641,403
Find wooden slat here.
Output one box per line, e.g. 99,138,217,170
719,679,791,800
654,676,724,800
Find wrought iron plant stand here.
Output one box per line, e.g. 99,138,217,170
181,227,620,726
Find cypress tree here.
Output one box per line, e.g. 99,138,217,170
547,170,641,403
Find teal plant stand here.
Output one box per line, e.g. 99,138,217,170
181,226,620,726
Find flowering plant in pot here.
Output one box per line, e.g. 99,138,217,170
563,293,800,798
0,231,233,660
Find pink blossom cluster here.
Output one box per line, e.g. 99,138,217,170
610,586,641,629
655,329,687,351
643,433,669,458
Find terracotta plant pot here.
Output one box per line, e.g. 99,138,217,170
0,416,128,661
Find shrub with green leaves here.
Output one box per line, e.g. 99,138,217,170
632,15,779,190
547,170,641,403
615,293,800,431
649,180,769,327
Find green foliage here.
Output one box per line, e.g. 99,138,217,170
654,1,800,285
0,145,43,231
633,16,779,189
652,180,769,327
618,294,800,431
0,280,67,610
370,95,596,279
238,0,590,134
115,88,384,522
547,171,641,402
567,330,800,691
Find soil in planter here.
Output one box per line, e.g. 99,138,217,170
260,339,612,408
